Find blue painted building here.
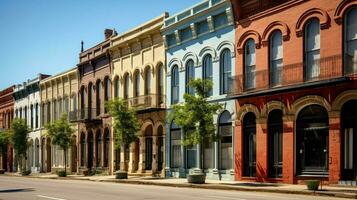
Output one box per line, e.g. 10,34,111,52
162,0,236,180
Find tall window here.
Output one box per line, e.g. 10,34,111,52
185,60,195,95
35,103,39,128
244,39,256,90
157,65,164,104
219,111,232,170
124,74,129,99
186,128,197,169
53,100,57,121
114,77,120,98
73,94,77,112
243,112,256,177
80,87,86,111
203,54,213,96
30,105,34,128
270,31,283,87
47,103,51,124
145,68,151,95
170,121,182,168
171,65,179,104
58,99,62,118
134,72,140,97
220,49,232,94
24,106,27,125
268,109,283,178
104,78,111,113
345,8,357,74
304,18,320,81
96,81,102,116
64,97,69,114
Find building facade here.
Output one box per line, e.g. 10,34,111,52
13,74,49,173
230,0,357,185
110,14,167,176
40,68,78,173
0,86,14,172
162,0,236,180
74,30,116,175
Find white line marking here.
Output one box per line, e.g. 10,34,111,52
37,195,67,200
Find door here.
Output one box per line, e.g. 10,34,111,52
88,133,94,169
145,138,153,170
158,137,163,171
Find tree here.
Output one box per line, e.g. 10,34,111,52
45,113,75,175
107,98,140,171
0,130,10,169
9,118,30,172
170,78,223,169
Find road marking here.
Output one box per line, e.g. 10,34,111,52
37,195,67,200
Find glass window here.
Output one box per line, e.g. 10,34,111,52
105,78,111,101
134,72,140,97
220,49,232,94
96,81,102,116
145,68,151,95
114,77,120,98
270,31,283,87
167,34,177,47
304,19,320,81
170,122,182,168
185,60,195,95
30,105,34,128
180,27,192,42
157,65,164,104
196,20,209,35
124,74,129,99
202,55,213,97
171,65,179,104
213,12,228,28
345,8,357,74
244,39,256,90
219,111,232,170
268,110,283,178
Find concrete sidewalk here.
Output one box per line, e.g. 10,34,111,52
3,173,357,199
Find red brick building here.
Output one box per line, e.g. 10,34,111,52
0,86,14,172
230,0,357,185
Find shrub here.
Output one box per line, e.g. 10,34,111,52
21,170,31,176
57,170,67,177
82,169,89,176
187,173,205,184
0,169,5,174
115,171,128,179
306,180,320,191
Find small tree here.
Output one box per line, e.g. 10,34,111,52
107,98,140,171
45,113,75,175
171,78,222,170
0,130,10,170
9,118,30,172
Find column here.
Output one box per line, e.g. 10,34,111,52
256,118,268,182
152,135,158,173
282,115,294,184
138,136,145,173
179,129,185,177
328,111,341,184
234,120,242,180
128,142,135,173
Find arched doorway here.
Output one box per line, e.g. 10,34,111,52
341,100,357,181
243,112,256,177
268,110,283,178
144,125,153,170
296,105,329,176
157,125,164,172
87,131,94,169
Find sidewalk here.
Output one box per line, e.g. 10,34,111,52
3,173,357,199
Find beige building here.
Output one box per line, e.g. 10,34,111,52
40,67,79,173
110,13,167,176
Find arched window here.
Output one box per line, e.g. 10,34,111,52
185,60,195,95
145,68,151,95
104,78,111,113
104,129,110,167
24,106,28,125
80,87,86,111
72,94,77,111
170,121,182,168
88,83,93,112
157,64,164,104
219,111,232,170
96,131,102,167
202,54,213,96
96,81,102,116
53,100,57,121
244,39,256,90
220,49,232,94
124,74,129,99
304,19,320,81
46,103,51,124
270,31,283,87
243,112,256,177
171,65,179,104
87,131,94,169
268,109,283,178
134,71,140,97
58,99,62,118
114,77,120,98
30,104,34,128
35,103,39,128
345,8,357,74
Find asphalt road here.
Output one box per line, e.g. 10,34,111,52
0,176,347,200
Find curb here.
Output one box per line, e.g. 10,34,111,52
2,174,356,199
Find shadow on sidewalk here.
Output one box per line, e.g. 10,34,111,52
0,188,34,193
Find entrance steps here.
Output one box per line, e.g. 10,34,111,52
339,180,357,186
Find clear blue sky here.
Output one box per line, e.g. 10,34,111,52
0,0,201,90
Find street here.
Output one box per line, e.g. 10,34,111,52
0,176,347,200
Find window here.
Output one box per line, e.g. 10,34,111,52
167,34,177,47
104,78,111,113
104,129,110,167
203,139,213,169
244,39,256,90
58,99,62,118
213,12,228,28
268,110,283,178
171,65,179,104
304,19,320,81
219,111,232,170
270,31,283,87
180,27,192,42
185,60,195,95
35,104,39,128
134,72,140,97
220,49,232,94
53,100,57,121
96,131,102,166
80,133,86,167
80,87,86,110
202,55,213,96
47,103,51,124
124,74,129,99
243,112,256,177
72,94,77,112
196,20,209,35
157,64,164,104
96,81,102,116
186,128,197,169
170,122,182,168
345,8,357,74
30,105,34,128
64,97,69,114
114,77,120,98
145,68,151,95
24,106,27,125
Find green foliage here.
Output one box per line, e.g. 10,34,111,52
306,180,320,191
57,170,67,177
170,78,223,146
9,118,30,160
0,130,10,156
107,98,140,149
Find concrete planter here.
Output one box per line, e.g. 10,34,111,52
305,180,320,191
115,171,128,179
21,170,31,176
0,169,5,174
82,169,89,176
187,173,206,184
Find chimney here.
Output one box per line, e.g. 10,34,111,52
81,41,84,52
104,29,115,39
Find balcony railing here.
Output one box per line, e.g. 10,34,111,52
69,108,99,122
229,54,356,96
125,94,166,110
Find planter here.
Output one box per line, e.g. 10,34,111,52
115,171,128,179
82,169,89,176
57,170,67,177
305,180,320,191
21,170,31,176
0,169,5,174
187,173,206,184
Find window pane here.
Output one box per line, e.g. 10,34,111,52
213,12,228,28
203,141,213,169
196,20,209,35
245,39,256,89
180,27,192,41
203,55,213,96
171,129,182,168
185,60,195,95
345,9,357,74
305,19,320,80
167,34,177,47
220,49,232,94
